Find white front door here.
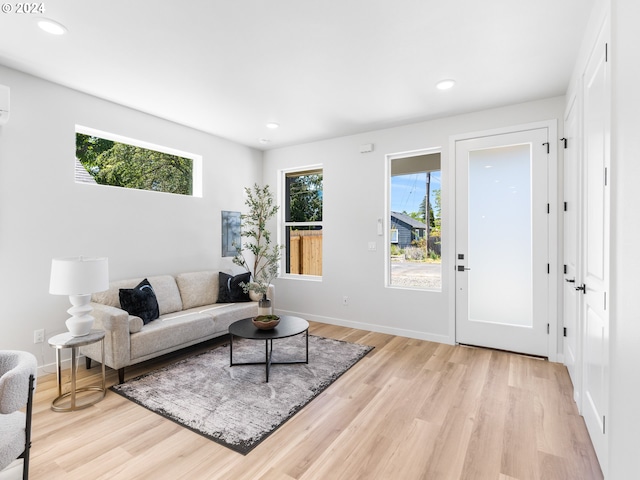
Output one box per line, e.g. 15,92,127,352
455,128,549,357
563,93,582,405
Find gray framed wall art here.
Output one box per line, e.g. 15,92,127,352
221,211,241,257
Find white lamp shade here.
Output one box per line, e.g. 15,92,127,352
49,257,109,295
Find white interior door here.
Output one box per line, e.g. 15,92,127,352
580,24,609,470
563,94,581,406
455,128,549,357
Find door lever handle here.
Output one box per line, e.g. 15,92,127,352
457,266,471,272
565,278,576,283
574,284,586,293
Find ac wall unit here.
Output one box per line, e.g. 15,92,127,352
0,85,9,125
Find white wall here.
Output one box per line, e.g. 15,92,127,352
609,0,640,476
0,66,262,368
264,97,565,344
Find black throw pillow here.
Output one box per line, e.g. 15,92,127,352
217,272,251,303
119,278,160,324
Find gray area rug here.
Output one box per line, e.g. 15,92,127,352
111,334,373,454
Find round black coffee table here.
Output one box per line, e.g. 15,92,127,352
228,315,309,382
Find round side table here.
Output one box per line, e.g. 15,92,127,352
48,329,106,412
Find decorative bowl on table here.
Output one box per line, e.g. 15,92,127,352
252,315,280,330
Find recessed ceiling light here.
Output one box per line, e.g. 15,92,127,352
436,79,456,90
37,18,67,35
265,122,279,129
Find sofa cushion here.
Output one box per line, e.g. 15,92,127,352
119,279,159,324
129,302,259,360
206,302,259,333
92,275,183,316
217,272,251,303
146,275,183,315
175,271,218,310
130,311,217,360
93,277,144,308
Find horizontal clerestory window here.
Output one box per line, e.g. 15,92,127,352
75,126,202,197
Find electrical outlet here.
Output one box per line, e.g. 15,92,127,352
342,296,348,306
33,329,45,344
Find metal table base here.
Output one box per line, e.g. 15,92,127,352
229,316,309,382
48,330,106,412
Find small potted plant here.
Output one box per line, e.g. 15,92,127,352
233,184,283,315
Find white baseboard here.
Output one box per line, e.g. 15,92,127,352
36,354,87,378
35,314,455,378
276,309,454,345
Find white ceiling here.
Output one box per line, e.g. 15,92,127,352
0,0,594,150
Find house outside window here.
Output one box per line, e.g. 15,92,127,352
283,168,323,277
388,151,442,290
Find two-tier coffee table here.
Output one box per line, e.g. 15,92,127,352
228,315,309,382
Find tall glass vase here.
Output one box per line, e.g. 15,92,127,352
258,293,272,316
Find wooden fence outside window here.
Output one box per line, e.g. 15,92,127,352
289,230,322,275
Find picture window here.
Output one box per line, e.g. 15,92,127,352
389,152,442,290
283,168,323,277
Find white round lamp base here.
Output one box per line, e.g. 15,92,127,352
66,317,94,337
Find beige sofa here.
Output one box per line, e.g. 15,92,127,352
80,270,273,383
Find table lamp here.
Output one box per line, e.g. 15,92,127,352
49,256,109,336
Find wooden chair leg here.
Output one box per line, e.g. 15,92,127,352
85,357,92,369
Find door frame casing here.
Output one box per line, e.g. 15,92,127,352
562,88,583,407
448,120,559,361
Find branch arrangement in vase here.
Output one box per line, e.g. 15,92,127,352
233,184,283,296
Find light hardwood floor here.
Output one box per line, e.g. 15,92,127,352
25,322,603,480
